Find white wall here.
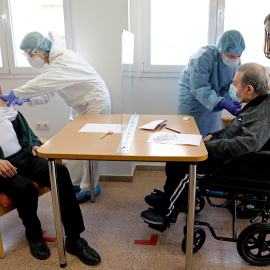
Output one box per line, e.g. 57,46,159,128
0,77,70,138
135,77,179,114
71,0,129,115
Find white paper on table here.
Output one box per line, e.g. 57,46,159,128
147,132,202,146
78,123,122,133
139,120,167,130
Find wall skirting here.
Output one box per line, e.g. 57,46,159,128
135,165,165,172
99,175,133,182
99,165,165,182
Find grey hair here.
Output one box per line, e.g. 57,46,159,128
236,63,269,95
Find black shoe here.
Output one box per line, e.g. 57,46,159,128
66,238,101,266
140,207,178,226
27,237,50,260
145,189,165,208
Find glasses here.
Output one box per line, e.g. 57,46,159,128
22,37,46,60
23,49,37,60
227,56,240,60
223,54,241,60
224,52,248,60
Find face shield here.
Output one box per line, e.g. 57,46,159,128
23,49,37,60
22,36,45,60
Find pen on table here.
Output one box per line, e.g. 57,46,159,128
100,131,113,140
159,123,166,130
165,127,181,134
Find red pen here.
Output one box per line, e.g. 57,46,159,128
100,131,113,140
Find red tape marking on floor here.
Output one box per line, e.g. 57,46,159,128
42,231,57,242
134,234,158,245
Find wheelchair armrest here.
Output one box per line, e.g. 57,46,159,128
253,150,270,156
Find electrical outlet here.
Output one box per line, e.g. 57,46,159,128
35,121,50,130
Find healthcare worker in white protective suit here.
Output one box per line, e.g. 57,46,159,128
0,31,111,203
178,30,246,137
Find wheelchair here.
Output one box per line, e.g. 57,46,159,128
181,150,270,267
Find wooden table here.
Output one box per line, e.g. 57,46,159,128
38,114,208,269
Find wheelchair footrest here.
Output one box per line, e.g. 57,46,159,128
144,221,170,232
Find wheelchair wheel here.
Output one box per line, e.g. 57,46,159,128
184,192,205,215
195,192,205,214
227,200,261,219
237,223,270,266
181,227,206,254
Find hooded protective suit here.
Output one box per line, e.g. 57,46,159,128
14,31,111,194
178,46,234,137
178,30,245,137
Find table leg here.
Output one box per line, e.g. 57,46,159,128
89,160,95,203
48,159,67,268
185,163,197,270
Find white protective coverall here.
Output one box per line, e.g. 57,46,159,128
13,31,111,191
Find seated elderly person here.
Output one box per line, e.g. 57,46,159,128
0,92,100,265
140,62,270,228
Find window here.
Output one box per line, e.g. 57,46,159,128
138,0,270,77
0,0,72,75
151,0,209,66
139,0,213,76
223,0,270,67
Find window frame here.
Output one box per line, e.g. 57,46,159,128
0,1,9,73
137,0,225,77
0,0,73,76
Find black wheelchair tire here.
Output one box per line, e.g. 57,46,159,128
195,193,205,214
181,227,206,254
184,192,205,215
237,223,270,266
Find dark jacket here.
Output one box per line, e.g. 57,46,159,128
206,94,270,158
0,111,41,159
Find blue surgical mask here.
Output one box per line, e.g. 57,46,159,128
222,54,240,69
229,84,249,102
229,84,242,102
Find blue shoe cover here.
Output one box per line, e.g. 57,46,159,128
73,185,81,192
95,185,101,196
76,185,101,203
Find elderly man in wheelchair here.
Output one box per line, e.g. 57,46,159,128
140,62,270,266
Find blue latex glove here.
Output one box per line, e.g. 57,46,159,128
0,90,17,107
218,99,242,116
11,98,30,106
